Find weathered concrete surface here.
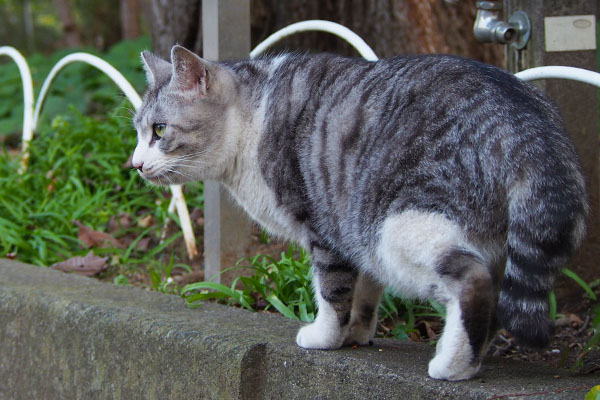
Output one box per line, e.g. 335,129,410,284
0,259,597,399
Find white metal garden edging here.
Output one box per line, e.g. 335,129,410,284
515,66,600,88
32,52,142,126
250,20,379,61
0,46,34,170
1,47,198,260
32,52,198,259
3,19,600,268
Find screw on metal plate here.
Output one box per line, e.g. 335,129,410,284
473,1,531,49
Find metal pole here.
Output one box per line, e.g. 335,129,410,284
202,0,252,283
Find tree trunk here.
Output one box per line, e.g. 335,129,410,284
251,0,504,66
143,0,202,58
53,0,82,47
121,0,141,39
145,0,502,66
22,0,35,53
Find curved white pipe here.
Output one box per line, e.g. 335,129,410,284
250,20,379,61
0,46,34,167
32,52,142,130
515,66,600,88
28,52,198,260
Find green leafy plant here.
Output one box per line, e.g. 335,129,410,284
379,290,445,340
182,244,316,321
586,385,600,400
0,102,202,281
183,244,445,339
148,253,192,295
563,267,597,301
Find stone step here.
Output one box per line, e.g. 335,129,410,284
0,259,596,399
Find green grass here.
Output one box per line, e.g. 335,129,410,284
0,37,204,287
183,244,316,321
0,103,202,272
182,244,445,340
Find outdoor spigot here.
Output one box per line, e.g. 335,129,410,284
474,1,514,43
473,1,531,49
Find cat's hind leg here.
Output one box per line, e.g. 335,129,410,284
296,246,358,349
428,249,495,381
344,272,384,346
377,210,496,381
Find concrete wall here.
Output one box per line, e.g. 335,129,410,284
0,260,596,399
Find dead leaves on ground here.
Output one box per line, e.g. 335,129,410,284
51,251,109,276
51,216,156,277
73,215,154,251
74,220,124,249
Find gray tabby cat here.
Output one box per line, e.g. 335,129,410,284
132,45,587,381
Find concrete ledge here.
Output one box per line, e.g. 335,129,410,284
0,259,597,399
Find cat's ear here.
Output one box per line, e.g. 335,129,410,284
169,45,209,97
140,51,171,87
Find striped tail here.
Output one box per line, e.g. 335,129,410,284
497,167,587,347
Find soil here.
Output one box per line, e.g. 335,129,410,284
376,299,600,375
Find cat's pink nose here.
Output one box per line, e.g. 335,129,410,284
133,161,144,171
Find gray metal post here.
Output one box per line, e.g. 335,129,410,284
505,0,600,283
202,0,252,283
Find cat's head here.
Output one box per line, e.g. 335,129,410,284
132,45,241,185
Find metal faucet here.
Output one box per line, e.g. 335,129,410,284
473,1,531,49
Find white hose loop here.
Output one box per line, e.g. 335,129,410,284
0,46,34,168
170,184,199,259
27,52,198,260
32,52,142,130
515,66,600,88
250,20,379,61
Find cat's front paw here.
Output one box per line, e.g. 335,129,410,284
427,354,480,381
343,323,374,346
296,322,344,350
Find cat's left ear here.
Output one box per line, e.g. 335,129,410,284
141,51,171,88
170,45,210,97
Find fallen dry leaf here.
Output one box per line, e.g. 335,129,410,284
136,237,151,251
190,207,204,225
555,313,584,328
173,270,205,286
108,212,133,233
409,331,421,342
416,320,438,339
51,251,109,277
137,215,154,228
74,220,123,249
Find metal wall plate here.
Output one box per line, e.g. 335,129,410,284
545,15,597,52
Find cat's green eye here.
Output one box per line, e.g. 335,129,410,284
153,123,167,138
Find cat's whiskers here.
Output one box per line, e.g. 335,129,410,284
165,166,194,180
172,152,206,161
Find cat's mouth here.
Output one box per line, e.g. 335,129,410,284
140,171,170,185
141,170,188,186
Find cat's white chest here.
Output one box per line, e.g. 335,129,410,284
224,164,309,247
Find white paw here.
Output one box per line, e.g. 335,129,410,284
428,354,480,381
296,321,344,350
